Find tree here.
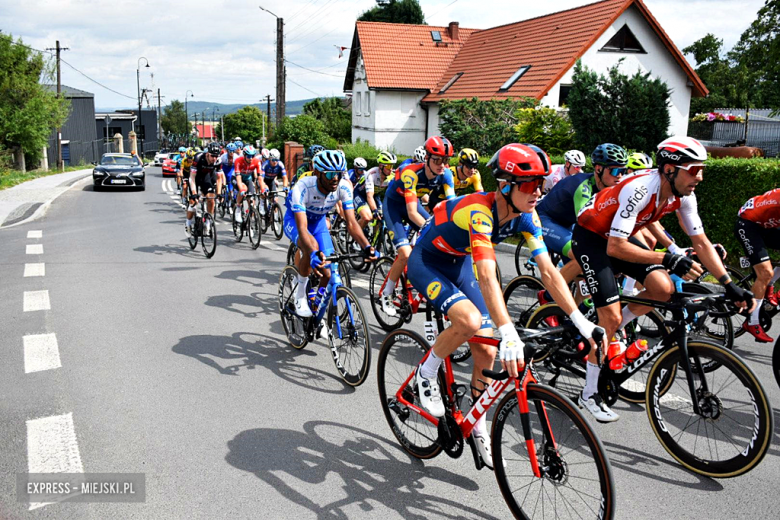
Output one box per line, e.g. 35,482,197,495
567,60,670,153
274,115,329,149
515,107,575,155
0,33,69,171
302,97,351,142
438,97,536,155
358,0,425,24
217,106,267,147
730,0,780,112
160,99,188,137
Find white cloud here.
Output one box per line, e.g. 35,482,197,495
0,0,765,108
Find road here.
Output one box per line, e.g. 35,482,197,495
0,166,778,519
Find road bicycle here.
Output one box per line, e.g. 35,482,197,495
369,256,433,332
523,292,772,478
231,194,262,249
345,208,395,273
377,327,615,519
187,194,217,259
514,235,563,277
259,186,286,240
278,252,372,386
217,181,236,220
286,242,353,289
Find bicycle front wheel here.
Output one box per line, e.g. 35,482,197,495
369,257,405,331
645,339,773,478
218,190,226,218
492,383,615,520
328,286,371,386
504,275,545,330
201,214,217,258
278,266,309,349
248,208,262,249
513,236,540,277
187,219,199,250
272,202,284,240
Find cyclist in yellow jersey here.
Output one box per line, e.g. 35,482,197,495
180,148,196,197
427,148,483,212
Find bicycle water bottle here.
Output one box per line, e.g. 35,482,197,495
313,287,327,311
607,338,627,371
624,339,649,363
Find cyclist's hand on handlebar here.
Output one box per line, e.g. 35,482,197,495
725,281,755,312
362,245,379,262
498,324,525,378
662,253,703,280
310,251,327,270
570,310,606,356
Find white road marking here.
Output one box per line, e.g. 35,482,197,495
24,333,61,373
26,244,44,255
27,230,43,239
24,263,45,277
24,290,51,312
260,242,284,251
350,278,370,290
620,379,691,406
26,413,84,510
170,195,179,200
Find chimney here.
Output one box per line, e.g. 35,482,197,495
448,21,459,41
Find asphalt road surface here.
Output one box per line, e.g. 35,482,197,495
1,167,779,519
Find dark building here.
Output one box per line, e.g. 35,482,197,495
95,109,159,157
45,85,99,166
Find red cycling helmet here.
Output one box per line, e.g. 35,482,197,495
521,143,552,175
424,136,454,157
487,143,548,182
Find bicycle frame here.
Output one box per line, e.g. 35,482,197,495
378,263,426,315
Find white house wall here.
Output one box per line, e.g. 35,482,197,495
372,91,427,153
540,4,692,138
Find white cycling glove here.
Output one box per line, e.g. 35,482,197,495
497,324,525,366
570,310,604,340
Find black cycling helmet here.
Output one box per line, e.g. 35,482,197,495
207,142,221,157
591,143,628,167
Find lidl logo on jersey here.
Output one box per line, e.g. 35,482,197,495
403,174,415,190
470,210,493,234
427,280,442,300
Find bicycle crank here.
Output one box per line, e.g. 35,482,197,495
437,414,464,459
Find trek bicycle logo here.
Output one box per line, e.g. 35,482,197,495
464,378,509,426
653,367,669,433
597,197,618,212
619,185,649,219
579,255,599,294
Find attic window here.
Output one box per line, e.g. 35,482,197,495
499,65,531,92
438,72,463,94
600,24,646,53
431,30,442,42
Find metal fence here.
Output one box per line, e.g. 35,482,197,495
45,138,160,166
688,109,780,157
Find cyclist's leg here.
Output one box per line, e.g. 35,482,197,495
216,172,225,200
736,218,778,336
385,199,428,286
356,203,372,229
610,238,671,329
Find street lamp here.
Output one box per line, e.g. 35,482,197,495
214,107,220,142
185,90,194,146
137,57,150,159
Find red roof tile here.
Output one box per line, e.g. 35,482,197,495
195,124,215,139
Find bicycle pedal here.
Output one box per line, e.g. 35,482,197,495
466,435,486,471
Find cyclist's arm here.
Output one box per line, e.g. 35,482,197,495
647,221,675,250
472,171,484,193
442,169,456,200
258,176,268,193
535,252,580,316
572,178,595,216
365,174,378,212
475,258,511,329
401,170,427,227
689,233,729,282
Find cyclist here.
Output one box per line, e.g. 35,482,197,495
295,144,325,184
233,146,261,223
427,148,484,212
735,188,780,342
186,142,222,236
396,145,426,173
380,136,456,316
572,136,754,421
261,148,288,189
217,143,238,204
174,146,187,194
543,149,586,193
409,143,605,466
353,152,396,229
626,152,653,175
180,148,196,198
284,150,378,317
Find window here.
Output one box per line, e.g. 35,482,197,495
600,24,646,53
355,92,362,116
558,84,573,107
431,31,442,42
499,65,531,92
438,72,463,94
363,92,370,116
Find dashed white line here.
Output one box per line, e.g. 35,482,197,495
27,230,43,239
24,263,46,277
23,333,62,373
350,278,370,290
24,290,51,312
170,195,179,200
26,244,44,255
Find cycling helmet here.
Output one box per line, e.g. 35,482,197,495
627,152,653,170
487,144,548,181
269,148,281,160
591,143,628,167
186,148,196,159
521,143,552,174
458,148,480,167
243,145,257,158
179,146,187,153
207,142,221,156
313,150,347,173
232,136,242,142
377,151,398,165
414,146,427,163
261,148,270,159
226,143,238,153
564,150,586,167
424,136,454,157
307,144,325,158
353,157,368,169
656,136,707,166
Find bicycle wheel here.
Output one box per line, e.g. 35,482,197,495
345,232,367,271
492,384,615,520
645,339,773,478
187,218,199,250
232,209,243,242
503,275,545,330
377,329,443,459
369,257,405,331
218,189,226,219
248,208,262,250
513,236,540,277
272,202,284,240
327,286,371,386
286,243,298,266
259,200,270,233
201,214,217,258
681,282,734,350
278,266,309,349
773,337,780,390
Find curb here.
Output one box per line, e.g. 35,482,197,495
0,171,92,229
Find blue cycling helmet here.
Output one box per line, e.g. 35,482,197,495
226,143,238,153
179,146,187,153
235,141,244,149
313,150,347,173
243,145,257,158
591,143,628,167
307,144,325,158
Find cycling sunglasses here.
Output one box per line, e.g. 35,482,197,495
512,177,545,194
605,167,627,177
322,170,343,180
677,163,705,175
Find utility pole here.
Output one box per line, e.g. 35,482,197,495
46,40,69,170
220,116,225,142
157,88,163,144
262,95,274,145
277,17,285,127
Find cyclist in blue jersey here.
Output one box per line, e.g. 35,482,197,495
261,149,288,190
216,143,238,203
174,146,186,194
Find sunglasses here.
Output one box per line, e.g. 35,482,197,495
510,177,545,194
605,167,627,177
429,156,445,165
677,163,705,175
322,170,343,180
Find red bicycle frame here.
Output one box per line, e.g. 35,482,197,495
379,262,426,315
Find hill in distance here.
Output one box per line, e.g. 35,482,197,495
98,98,339,119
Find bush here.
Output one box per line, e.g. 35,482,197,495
515,107,575,156
273,115,329,149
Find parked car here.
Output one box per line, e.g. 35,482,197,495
153,151,169,166
162,153,180,177
93,153,145,190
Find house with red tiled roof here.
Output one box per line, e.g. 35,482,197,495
343,0,707,155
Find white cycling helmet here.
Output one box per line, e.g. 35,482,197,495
261,148,270,159
269,148,281,160
656,136,707,166
414,145,427,163
353,157,367,169
564,150,586,167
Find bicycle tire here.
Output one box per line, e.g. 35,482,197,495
286,243,298,266
187,219,199,250
369,257,405,331
232,209,243,242
259,199,270,233
272,203,284,240
513,236,540,277
645,339,773,478
201,213,217,258
278,266,309,350
345,232,366,271
377,329,444,459
503,275,545,331
218,189,226,219
248,208,262,249
773,337,780,391
492,383,616,520
328,286,371,386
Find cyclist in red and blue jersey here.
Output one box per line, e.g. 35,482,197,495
217,143,238,203
409,143,605,468
395,145,425,176
380,136,456,316
260,148,288,191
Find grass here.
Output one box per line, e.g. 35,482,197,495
0,163,92,191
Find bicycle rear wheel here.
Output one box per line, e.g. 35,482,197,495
645,339,773,477
369,257,405,331
328,286,371,386
513,236,540,277
218,189,227,219
232,209,243,242
377,329,443,459
187,218,199,250
278,266,309,349
773,338,780,390
201,214,217,258
492,384,615,520
248,208,262,249
272,202,283,240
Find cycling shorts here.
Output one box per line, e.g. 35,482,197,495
735,217,780,266
571,225,665,308
240,178,256,195
407,247,491,329
283,212,335,256
383,191,429,248
197,179,215,195
538,211,573,258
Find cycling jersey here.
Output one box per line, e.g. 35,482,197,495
543,165,568,193
739,189,780,228
234,156,261,181
396,158,414,172
578,171,703,240
538,173,595,228
174,154,184,171
291,169,313,186
263,160,287,182
386,163,455,204
181,157,193,176
192,152,219,192
452,167,483,192
218,152,236,176
350,167,388,210
285,175,354,223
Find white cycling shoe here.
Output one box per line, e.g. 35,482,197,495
578,392,620,423
415,367,444,417
294,296,313,318
234,208,243,223
380,293,398,317
472,433,494,469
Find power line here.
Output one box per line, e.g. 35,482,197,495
286,0,348,44
287,77,323,97
286,0,336,34
59,58,136,99
285,58,345,77
285,0,320,25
